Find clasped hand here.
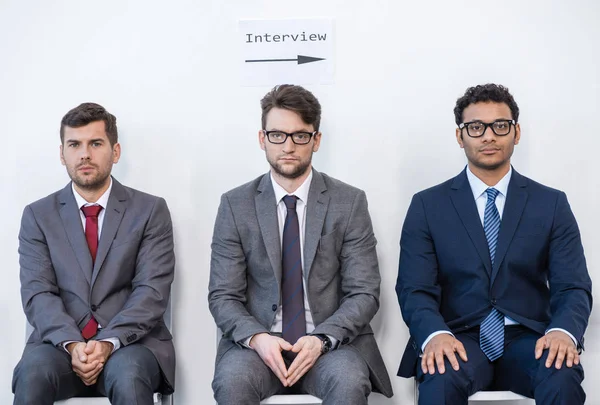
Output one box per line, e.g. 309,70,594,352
67,340,114,385
249,333,322,387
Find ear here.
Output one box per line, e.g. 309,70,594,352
258,130,266,151
112,142,121,163
312,132,322,152
59,144,66,166
514,123,521,145
455,128,464,148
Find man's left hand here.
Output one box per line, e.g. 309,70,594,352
286,336,322,386
535,330,579,369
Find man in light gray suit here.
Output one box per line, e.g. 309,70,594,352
209,85,393,405
12,103,176,405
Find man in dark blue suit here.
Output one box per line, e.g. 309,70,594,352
396,83,592,404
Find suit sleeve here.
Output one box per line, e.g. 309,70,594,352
546,192,592,347
311,191,381,343
95,197,175,346
208,194,269,343
19,205,83,345
396,193,451,349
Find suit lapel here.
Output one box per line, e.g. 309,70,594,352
490,170,528,284
91,179,127,287
303,171,328,278
450,169,493,276
58,183,93,285
255,174,283,286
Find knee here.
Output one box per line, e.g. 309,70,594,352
103,348,158,389
212,361,261,394
419,360,470,400
534,363,584,394
319,354,371,396
14,352,65,389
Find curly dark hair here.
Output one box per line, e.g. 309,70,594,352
60,102,118,146
454,84,519,126
260,84,321,131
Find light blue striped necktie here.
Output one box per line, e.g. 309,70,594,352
480,187,504,361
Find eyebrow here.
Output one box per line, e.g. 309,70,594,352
266,128,314,132
65,138,105,143
466,118,512,122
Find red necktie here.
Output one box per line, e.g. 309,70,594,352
80,205,103,339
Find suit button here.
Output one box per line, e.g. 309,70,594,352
342,337,349,344
491,298,497,305
91,305,98,311
272,304,277,311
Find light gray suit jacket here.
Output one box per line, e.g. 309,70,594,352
18,178,176,393
209,170,393,397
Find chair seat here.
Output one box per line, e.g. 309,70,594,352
55,393,165,405
260,394,322,404
470,390,531,401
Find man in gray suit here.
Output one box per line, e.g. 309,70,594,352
209,85,393,405
12,103,176,405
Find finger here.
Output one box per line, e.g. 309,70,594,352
426,352,436,375
288,360,313,386
434,349,446,374
84,340,96,354
545,341,558,368
554,344,567,369
534,337,546,359
574,350,580,365
443,346,460,371
566,348,575,368
421,355,428,374
455,341,468,362
287,349,308,376
271,351,288,380
276,337,293,351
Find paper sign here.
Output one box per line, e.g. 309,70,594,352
239,18,334,86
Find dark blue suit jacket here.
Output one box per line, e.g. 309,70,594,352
396,168,592,377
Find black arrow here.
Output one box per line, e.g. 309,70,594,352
245,55,325,65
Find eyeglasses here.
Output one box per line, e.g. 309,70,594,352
458,120,516,138
263,130,317,145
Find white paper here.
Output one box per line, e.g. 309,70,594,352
239,18,334,87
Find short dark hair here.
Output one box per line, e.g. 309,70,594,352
60,102,118,145
454,84,519,126
260,84,322,131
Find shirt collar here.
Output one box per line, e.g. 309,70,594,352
466,165,512,200
72,177,113,209
271,169,313,205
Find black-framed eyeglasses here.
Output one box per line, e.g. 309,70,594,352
262,130,317,145
458,120,516,138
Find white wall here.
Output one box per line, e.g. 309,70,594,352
0,1,598,404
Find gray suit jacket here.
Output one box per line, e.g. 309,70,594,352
209,170,393,397
18,178,176,393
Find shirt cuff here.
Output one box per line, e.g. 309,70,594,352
421,330,454,353
327,335,339,350
99,337,121,353
60,340,81,354
546,328,578,346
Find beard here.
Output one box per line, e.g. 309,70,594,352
267,153,312,180
66,163,112,191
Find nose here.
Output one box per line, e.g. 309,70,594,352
79,145,92,160
480,125,495,142
282,135,296,152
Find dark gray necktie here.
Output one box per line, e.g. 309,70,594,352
281,195,306,353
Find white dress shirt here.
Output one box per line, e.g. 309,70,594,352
421,166,575,351
61,179,120,353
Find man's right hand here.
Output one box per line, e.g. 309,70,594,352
249,333,293,386
422,334,468,375
66,342,103,385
